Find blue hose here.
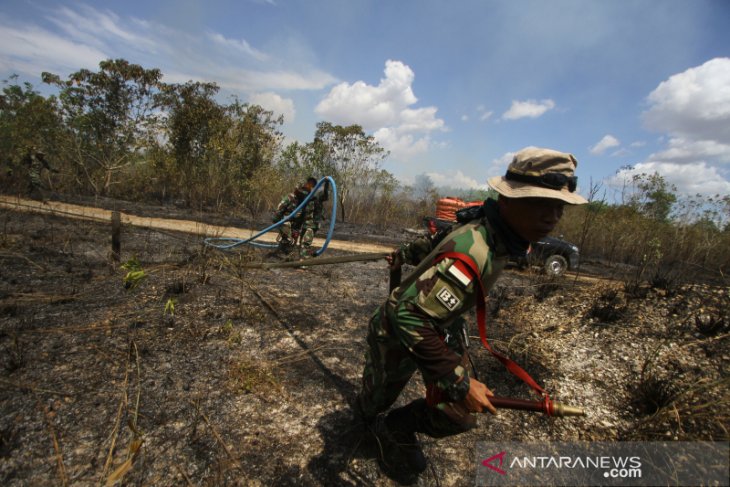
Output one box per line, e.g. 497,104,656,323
204,176,337,257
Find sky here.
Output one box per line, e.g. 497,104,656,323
1,0,730,202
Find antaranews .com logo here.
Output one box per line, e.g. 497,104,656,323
475,442,729,486
482,450,642,479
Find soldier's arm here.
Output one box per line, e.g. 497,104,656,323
390,234,436,267
390,299,496,412
388,256,481,401
390,300,464,389
320,179,330,202
273,195,292,221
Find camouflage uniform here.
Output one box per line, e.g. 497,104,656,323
359,198,528,437
273,185,311,254
25,149,54,197
299,181,330,258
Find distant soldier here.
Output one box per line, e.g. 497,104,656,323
299,178,330,258
272,177,317,257
24,148,56,200
356,147,588,482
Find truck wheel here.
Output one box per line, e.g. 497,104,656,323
544,254,568,276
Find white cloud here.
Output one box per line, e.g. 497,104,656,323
649,137,730,165
487,151,515,177
420,152,515,192
316,60,417,128
609,161,730,197
616,58,730,197
426,170,489,190
208,32,269,62
218,68,335,92
479,110,494,122
249,92,296,122
49,5,154,51
590,134,620,155
373,128,431,159
475,105,493,122
0,23,107,76
643,57,730,144
502,99,555,120
611,148,630,157
0,4,336,94
315,60,446,159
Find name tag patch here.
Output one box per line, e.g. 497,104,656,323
436,287,460,311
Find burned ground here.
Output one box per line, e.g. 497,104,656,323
0,203,728,486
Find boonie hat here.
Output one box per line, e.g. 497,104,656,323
488,147,588,205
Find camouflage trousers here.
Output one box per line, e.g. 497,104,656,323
278,220,317,258
358,306,477,438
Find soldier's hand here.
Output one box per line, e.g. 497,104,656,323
386,249,403,268
464,378,497,414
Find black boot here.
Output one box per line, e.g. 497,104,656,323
353,394,377,430
377,401,428,482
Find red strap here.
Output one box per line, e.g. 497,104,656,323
435,251,551,406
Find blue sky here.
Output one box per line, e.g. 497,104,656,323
2,0,729,201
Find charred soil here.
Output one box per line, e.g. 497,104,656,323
0,201,728,486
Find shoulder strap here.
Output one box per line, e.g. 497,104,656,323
435,251,548,399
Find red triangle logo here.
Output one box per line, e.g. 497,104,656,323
482,451,507,475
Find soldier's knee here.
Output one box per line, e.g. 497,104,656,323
418,399,477,438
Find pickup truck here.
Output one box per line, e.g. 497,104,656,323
422,215,579,276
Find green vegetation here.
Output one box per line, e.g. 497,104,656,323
121,256,146,290
2,59,728,282
556,175,729,283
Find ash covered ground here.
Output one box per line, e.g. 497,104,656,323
0,202,728,486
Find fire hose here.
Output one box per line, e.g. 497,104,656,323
203,176,337,257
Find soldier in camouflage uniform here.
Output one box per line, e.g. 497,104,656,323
272,178,317,256
356,147,588,479
299,178,330,258
25,148,56,200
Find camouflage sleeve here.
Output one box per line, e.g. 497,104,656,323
273,194,293,221
387,223,493,394
388,256,480,388
397,235,436,266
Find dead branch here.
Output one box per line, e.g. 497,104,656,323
189,400,239,466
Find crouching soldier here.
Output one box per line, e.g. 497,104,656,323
356,147,588,482
298,178,330,258
272,177,317,257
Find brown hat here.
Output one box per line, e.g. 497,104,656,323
488,147,588,205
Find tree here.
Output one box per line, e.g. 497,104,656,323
278,140,330,179
311,122,388,222
629,172,677,222
225,100,283,182
156,80,223,204
158,82,283,208
213,100,283,209
42,59,165,195
0,77,65,193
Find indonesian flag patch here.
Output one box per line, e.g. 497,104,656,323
436,287,460,311
447,260,473,287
